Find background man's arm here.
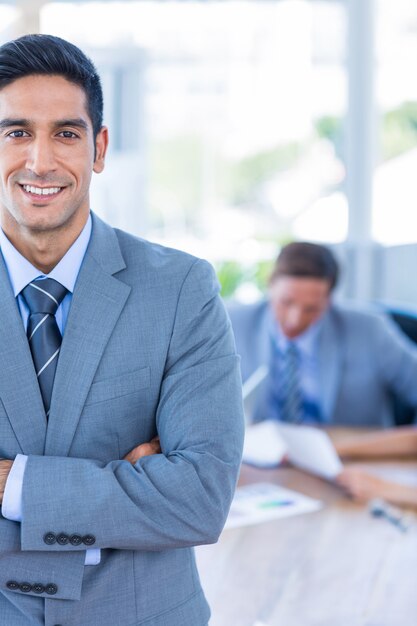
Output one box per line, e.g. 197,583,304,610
374,314,417,411
337,466,417,508
335,427,417,459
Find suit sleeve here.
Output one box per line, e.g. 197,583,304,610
373,313,417,407
0,514,86,599
19,259,245,552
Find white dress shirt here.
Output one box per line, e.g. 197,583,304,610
0,215,100,565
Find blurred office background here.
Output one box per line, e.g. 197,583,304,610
1,0,417,305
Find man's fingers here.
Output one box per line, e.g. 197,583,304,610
124,437,161,464
0,459,13,502
336,466,383,502
336,468,361,499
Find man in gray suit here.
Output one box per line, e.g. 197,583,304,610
0,35,244,625
229,242,417,427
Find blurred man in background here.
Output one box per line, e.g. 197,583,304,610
229,242,417,427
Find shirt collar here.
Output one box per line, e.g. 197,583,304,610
0,214,92,297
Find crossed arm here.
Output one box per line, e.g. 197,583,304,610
0,437,161,504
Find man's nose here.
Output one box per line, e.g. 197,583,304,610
286,307,303,329
26,137,57,176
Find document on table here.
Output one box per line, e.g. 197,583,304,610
224,482,322,530
242,420,287,468
277,423,343,480
242,420,343,479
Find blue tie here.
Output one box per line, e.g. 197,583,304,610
21,278,68,418
280,342,303,424
266,339,304,423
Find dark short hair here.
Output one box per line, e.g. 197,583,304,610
270,242,339,291
0,34,103,139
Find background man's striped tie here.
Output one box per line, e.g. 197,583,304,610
20,278,68,418
280,341,304,424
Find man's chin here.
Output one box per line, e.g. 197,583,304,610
282,329,304,339
14,208,78,234
21,218,67,233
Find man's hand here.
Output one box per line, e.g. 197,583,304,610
124,437,161,465
0,459,13,503
337,465,417,508
336,466,392,503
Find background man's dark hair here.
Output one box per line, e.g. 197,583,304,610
270,242,339,291
0,34,103,139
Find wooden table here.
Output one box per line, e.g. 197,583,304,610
196,448,417,626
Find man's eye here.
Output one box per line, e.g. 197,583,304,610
8,130,28,138
59,131,78,138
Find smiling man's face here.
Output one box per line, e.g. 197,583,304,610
0,74,107,245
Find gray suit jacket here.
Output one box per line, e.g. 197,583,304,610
0,214,244,626
229,299,417,427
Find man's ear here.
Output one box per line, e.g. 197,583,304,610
93,126,109,173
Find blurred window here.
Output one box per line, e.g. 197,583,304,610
0,4,19,43
373,0,417,245
40,0,347,289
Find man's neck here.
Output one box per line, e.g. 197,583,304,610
1,224,86,274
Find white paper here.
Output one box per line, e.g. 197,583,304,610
225,482,322,529
243,420,287,468
277,423,343,479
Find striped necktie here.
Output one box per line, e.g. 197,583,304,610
280,341,303,424
20,278,68,418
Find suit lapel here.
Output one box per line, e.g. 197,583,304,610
44,215,131,456
318,307,343,421
0,256,47,454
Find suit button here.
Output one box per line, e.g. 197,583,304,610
20,582,32,593
44,532,56,545
82,534,96,546
32,583,45,594
69,534,82,546
45,583,58,595
57,533,69,545
6,581,19,590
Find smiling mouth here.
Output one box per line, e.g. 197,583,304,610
20,184,64,197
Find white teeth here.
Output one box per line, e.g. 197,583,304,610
22,185,61,196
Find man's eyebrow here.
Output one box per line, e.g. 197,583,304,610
0,118,30,129
54,118,89,131
0,118,90,130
